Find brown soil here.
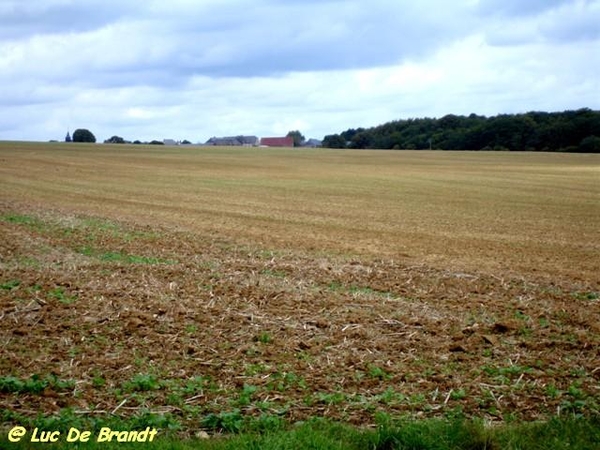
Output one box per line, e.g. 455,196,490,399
1,200,598,430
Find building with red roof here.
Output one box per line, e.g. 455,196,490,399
260,136,294,147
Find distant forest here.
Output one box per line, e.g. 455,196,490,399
322,108,600,152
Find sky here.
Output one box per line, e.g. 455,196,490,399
0,0,599,143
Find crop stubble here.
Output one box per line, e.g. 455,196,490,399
0,143,598,427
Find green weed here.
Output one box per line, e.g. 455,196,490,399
450,388,468,400
572,291,599,301
234,384,259,407
124,374,162,392
367,364,391,380
0,374,74,394
261,268,288,278
47,286,77,305
255,331,272,344
1,279,20,290
77,246,174,265
202,409,244,433
184,324,198,334
315,391,346,405
1,213,42,227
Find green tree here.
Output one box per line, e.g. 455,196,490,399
578,135,600,153
340,128,365,142
286,130,305,147
72,129,96,143
322,134,347,148
104,135,125,144
349,132,373,149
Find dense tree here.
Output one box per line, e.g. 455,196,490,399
286,130,305,147
340,128,365,142
321,109,600,152
149,140,164,145
72,129,96,143
322,134,347,148
104,135,125,144
578,135,600,153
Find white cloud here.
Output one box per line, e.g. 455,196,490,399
0,0,598,142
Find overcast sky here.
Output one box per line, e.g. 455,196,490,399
1,0,599,143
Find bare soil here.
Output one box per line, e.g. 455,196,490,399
1,199,598,429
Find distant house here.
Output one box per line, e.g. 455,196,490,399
205,135,259,146
260,136,294,147
163,139,178,146
239,136,259,147
303,138,322,148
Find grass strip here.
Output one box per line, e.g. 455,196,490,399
1,415,598,450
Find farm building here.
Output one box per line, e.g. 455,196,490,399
260,136,294,147
302,138,322,148
205,136,259,146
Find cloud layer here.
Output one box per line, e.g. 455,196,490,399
1,0,598,142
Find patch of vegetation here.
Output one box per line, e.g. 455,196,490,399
326,281,344,291
99,251,165,265
202,409,245,434
92,375,106,389
254,331,272,344
3,415,599,450
572,291,599,301
77,246,174,265
184,324,198,334
0,374,74,395
315,391,347,406
324,108,600,152
349,285,396,299
1,279,20,290
123,374,162,392
260,268,288,278
482,364,533,384
367,364,392,380
0,213,43,228
47,286,78,305
233,384,258,408
264,371,307,392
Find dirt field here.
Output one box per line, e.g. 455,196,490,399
1,142,599,430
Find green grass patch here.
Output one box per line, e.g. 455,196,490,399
572,291,599,301
254,331,273,344
349,285,397,299
1,213,44,228
2,210,164,265
1,279,21,290
77,246,175,265
47,287,78,305
79,217,159,242
260,268,288,278
1,415,599,449
367,364,392,380
98,251,164,264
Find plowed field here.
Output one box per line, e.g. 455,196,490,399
1,143,599,432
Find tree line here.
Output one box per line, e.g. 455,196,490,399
66,129,307,146
322,108,600,152
65,129,192,145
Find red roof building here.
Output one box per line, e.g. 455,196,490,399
260,136,294,147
